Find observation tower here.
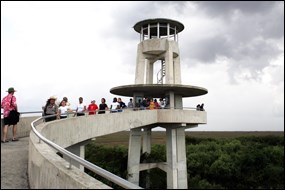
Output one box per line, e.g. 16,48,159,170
110,18,208,189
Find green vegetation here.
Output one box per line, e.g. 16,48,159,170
85,135,284,189
186,135,284,189
85,145,129,189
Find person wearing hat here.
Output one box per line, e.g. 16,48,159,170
1,87,19,143
43,95,59,122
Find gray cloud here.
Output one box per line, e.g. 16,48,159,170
100,1,283,83
103,2,152,40
181,1,284,82
104,1,188,41
196,1,279,17
181,35,232,63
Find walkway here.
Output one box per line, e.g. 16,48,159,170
1,137,29,189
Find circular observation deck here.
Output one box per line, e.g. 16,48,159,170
110,84,208,98
134,18,184,41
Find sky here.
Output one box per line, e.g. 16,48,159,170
1,1,284,131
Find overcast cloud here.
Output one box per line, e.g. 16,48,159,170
1,1,284,131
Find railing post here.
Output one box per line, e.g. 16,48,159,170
68,158,72,169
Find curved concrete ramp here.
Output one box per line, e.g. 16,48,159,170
40,109,206,148
29,109,206,188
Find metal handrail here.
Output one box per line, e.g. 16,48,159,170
1,107,196,118
31,115,143,189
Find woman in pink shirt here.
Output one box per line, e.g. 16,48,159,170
1,87,19,143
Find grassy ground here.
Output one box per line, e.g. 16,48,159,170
93,131,284,146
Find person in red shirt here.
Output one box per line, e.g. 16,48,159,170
1,87,19,143
87,100,98,115
154,98,160,109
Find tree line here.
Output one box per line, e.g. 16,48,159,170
85,135,284,189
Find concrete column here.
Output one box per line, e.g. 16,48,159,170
142,127,151,189
157,23,160,38
127,128,142,185
174,56,181,84
148,24,150,39
135,43,145,84
79,145,85,171
174,26,177,41
142,127,151,154
176,127,188,189
169,91,175,109
140,26,143,42
165,41,174,84
167,23,170,39
175,95,183,109
166,128,178,189
145,60,153,84
65,141,89,171
166,126,188,189
177,33,179,43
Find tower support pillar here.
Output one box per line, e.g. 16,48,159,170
166,126,188,189
127,128,142,185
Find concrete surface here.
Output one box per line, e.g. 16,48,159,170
39,109,205,148
1,137,29,189
29,127,111,189
110,84,208,98
1,116,39,141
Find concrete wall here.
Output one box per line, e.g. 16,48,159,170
39,110,206,148
141,38,179,57
29,128,111,189
1,116,38,140
158,109,207,124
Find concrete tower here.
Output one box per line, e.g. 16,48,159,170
110,18,208,189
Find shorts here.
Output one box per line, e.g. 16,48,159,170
3,116,18,126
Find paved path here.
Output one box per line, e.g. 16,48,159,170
1,137,29,189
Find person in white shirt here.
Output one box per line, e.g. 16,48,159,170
159,98,165,109
58,100,71,119
110,97,120,113
75,97,86,116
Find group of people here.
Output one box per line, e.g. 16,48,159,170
196,103,205,111
110,97,168,112
42,96,133,122
41,95,170,122
136,97,167,110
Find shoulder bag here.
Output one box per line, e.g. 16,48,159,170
9,96,20,123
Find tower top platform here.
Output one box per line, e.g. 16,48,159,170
133,18,184,36
110,84,207,98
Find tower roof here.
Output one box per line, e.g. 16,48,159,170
133,18,184,35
